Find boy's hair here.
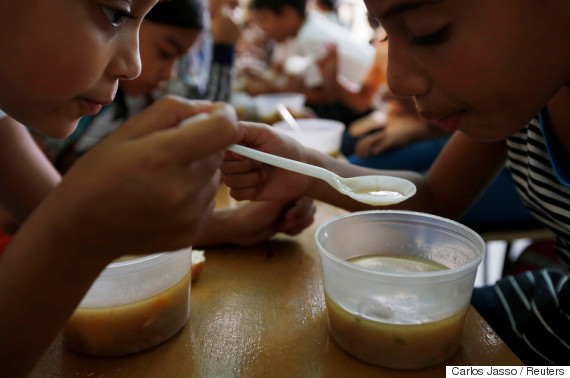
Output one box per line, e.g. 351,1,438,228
249,0,307,17
144,0,205,31
317,0,337,12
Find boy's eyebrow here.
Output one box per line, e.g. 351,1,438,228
379,1,428,19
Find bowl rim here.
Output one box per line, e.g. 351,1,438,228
315,210,485,279
101,247,192,277
273,118,346,131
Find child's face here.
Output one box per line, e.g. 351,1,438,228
251,8,298,42
366,0,570,141
120,22,201,97
0,0,157,138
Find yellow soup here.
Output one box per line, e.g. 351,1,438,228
63,271,191,357
325,255,467,369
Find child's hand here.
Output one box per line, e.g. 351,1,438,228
221,122,310,203
42,96,239,259
200,197,315,247
276,196,315,236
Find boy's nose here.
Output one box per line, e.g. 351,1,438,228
386,46,429,98
111,36,143,80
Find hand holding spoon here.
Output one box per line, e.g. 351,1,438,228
227,144,416,206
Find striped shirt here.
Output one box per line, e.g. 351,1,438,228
492,110,570,365
507,112,570,264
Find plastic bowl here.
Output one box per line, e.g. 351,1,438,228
274,118,345,157
315,211,485,369
63,247,192,357
254,93,306,124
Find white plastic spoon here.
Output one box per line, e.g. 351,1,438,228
276,103,302,134
227,144,416,206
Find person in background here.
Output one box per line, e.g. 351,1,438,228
242,0,376,126
312,0,343,26
39,0,315,248
221,0,570,365
315,24,388,155
168,0,241,102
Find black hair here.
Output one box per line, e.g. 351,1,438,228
144,0,205,31
249,0,307,17
317,0,337,12
107,0,204,121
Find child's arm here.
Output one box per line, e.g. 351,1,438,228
222,122,507,219
0,117,60,223
195,197,315,247
0,97,240,377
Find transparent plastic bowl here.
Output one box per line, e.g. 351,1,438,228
315,211,485,369
63,247,192,357
274,118,345,157
254,93,306,124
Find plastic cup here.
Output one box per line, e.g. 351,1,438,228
254,93,306,124
273,118,345,157
63,248,192,357
315,210,485,369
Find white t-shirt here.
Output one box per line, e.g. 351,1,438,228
0,108,6,120
290,12,375,89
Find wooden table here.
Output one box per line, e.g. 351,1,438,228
32,186,522,377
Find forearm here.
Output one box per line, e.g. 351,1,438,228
301,134,508,219
0,198,113,377
304,149,431,212
0,117,61,223
336,81,378,113
194,208,234,247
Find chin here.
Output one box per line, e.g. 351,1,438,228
37,119,81,139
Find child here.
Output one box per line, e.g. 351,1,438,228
243,0,375,103
0,0,240,375
44,0,314,248
222,0,570,365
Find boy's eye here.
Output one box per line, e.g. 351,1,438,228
101,6,134,27
410,26,449,46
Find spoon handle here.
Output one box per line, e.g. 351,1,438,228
227,144,337,184
276,103,302,134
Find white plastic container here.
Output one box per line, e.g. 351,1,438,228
254,93,306,124
273,118,345,157
315,211,485,369
63,248,192,357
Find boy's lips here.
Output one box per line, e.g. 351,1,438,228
420,110,466,131
81,98,112,116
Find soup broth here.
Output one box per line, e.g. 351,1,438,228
325,255,467,369
63,271,191,357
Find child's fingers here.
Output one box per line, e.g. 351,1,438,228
223,169,266,190
221,156,262,175
118,96,214,138
228,186,263,202
139,102,240,164
278,197,316,235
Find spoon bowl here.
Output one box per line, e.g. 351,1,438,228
227,144,416,206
